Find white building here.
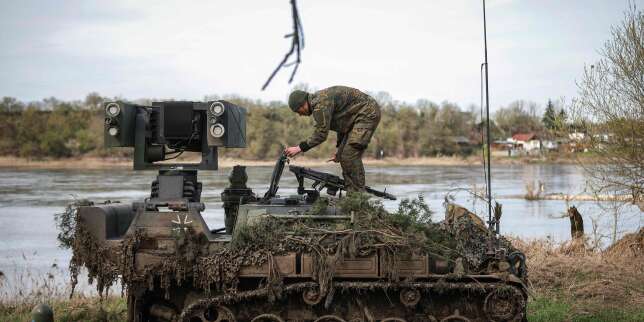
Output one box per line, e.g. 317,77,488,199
508,133,558,154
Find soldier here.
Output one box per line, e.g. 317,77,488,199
284,86,381,192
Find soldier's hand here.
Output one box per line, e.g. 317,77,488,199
284,146,302,157
327,153,339,163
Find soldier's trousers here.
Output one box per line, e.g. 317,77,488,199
339,141,366,193
338,116,380,193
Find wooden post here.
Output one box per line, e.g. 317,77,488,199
567,206,584,239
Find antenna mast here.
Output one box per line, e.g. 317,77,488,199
482,0,496,234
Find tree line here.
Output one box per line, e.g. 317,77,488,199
0,92,568,160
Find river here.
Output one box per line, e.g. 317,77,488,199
0,163,641,294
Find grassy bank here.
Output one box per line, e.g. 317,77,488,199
0,155,486,170
528,296,644,322
520,229,644,321
0,155,483,169
0,296,126,322
0,153,580,170
2,232,641,322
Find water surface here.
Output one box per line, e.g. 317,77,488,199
0,164,641,293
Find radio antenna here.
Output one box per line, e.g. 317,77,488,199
482,0,496,234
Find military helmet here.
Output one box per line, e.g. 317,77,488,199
31,303,53,322
288,90,309,112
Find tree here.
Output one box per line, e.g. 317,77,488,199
494,100,543,137
557,109,567,126
574,4,643,207
542,99,557,130
0,97,24,112
84,92,104,112
16,106,47,157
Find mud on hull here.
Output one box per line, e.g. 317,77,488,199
129,279,526,322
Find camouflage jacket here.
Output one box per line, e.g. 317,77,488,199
298,86,380,152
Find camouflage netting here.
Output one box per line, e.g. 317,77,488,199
58,194,522,300
57,200,141,298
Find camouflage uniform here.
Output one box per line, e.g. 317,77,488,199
298,86,381,192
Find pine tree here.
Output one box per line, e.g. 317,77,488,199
542,99,556,130
555,109,568,131
557,109,567,122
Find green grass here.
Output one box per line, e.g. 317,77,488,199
0,296,127,322
571,309,644,322
528,296,644,322
528,296,571,322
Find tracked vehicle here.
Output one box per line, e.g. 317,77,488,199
66,100,528,322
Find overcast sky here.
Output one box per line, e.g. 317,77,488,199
0,0,640,110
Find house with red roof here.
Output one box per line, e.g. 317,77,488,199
509,132,543,153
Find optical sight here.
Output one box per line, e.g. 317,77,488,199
104,100,246,170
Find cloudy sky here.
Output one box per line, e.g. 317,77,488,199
0,0,640,110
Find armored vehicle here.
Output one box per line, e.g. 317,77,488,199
64,101,528,322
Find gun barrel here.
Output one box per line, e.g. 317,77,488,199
365,186,397,200
289,165,396,200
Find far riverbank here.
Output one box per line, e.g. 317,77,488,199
0,154,580,170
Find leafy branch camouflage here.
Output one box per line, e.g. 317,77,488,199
60,194,520,300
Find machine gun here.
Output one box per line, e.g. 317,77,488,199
289,165,396,200
261,152,288,203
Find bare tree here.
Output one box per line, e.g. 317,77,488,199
574,4,644,207
494,100,543,138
